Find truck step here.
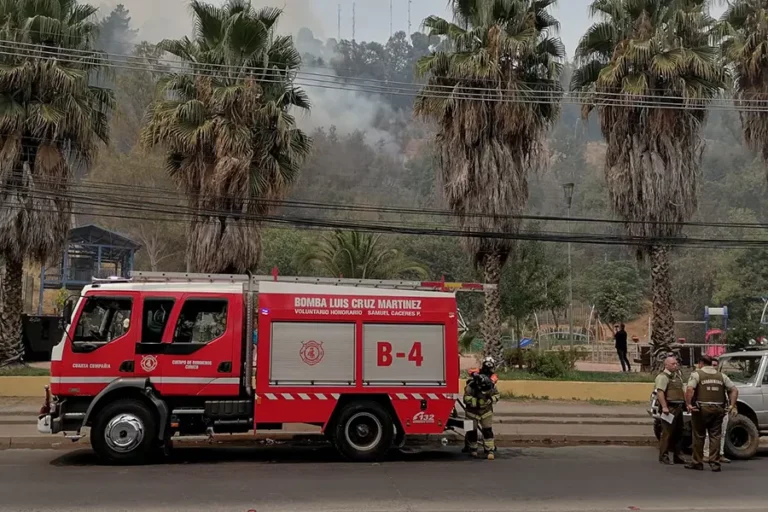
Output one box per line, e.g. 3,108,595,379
205,400,253,418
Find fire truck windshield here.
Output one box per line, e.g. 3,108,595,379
73,297,133,344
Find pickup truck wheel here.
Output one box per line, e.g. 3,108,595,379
333,401,394,462
91,399,158,465
724,414,759,460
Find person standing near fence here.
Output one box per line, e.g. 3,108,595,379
614,323,631,372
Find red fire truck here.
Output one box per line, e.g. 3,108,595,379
37,272,491,463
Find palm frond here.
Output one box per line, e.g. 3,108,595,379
143,0,312,273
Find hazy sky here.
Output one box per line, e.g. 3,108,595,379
105,1,727,58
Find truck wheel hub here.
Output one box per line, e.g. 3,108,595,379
105,414,144,453
729,425,749,448
345,412,382,452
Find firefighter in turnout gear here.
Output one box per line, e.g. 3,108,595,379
463,357,500,460
654,355,686,465
685,355,739,472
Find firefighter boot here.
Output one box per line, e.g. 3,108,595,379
481,424,495,460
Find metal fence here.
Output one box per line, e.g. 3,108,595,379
582,343,643,365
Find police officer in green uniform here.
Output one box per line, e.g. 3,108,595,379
463,357,500,460
654,355,686,464
685,355,739,472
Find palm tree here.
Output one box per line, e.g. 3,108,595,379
142,0,311,274
571,0,726,363
414,0,564,363
296,231,429,280
0,0,113,365
719,0,768,180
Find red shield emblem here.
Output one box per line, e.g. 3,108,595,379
300,340,324,366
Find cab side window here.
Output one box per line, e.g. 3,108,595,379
172,300,228,344
73,297,133,350
141,299,175,344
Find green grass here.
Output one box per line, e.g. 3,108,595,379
0,365,50,377
586,399,647,406
497,392,645,405
499,392,550,401
463,369,655,383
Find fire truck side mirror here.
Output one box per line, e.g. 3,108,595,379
62,300,73,326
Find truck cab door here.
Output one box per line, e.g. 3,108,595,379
757,356,768,427
135,296,177,382
55,292,139,396
152,293,241,397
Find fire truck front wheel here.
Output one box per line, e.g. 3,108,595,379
91,399,158,464
333,401,394,462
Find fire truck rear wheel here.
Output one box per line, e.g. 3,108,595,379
91,399,158,464
333,401,394,462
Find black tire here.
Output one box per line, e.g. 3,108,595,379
653,419,662,441
332,401,394,462
392,425,406,450
724,414,760,460
91,399,158,465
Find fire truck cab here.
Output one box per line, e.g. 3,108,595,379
38,272,489,464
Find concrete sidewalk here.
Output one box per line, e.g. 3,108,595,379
0,397,655,450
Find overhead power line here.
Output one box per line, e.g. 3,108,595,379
3,198,768,251
7,173,768,232
0,38,746,100
2,40,768,112
0,28,752,96
3,180,768,251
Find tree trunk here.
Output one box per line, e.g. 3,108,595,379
0,254,24,365
551,309,559,330
481,252,504,367
650,245,675,369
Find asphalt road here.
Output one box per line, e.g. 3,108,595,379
0,444,766,512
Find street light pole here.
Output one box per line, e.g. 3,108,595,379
563,183,575,350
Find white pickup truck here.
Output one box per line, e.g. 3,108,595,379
650,350,767,460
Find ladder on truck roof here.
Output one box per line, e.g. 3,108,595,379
128,271,493,397
129,271,496,292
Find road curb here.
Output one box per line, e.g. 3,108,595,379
495,412,649,419
495,418,652,426
0,432,656,451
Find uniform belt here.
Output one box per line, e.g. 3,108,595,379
667,401,684,405
696,401,724,406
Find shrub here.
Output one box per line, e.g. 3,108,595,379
502,348,524,368
520,348,587,379
556,347,588,369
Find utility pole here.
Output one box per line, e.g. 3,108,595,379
563,183,575,350
390,0,393,38
352,3,356,42
337,4,341,41
408,0,412,35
